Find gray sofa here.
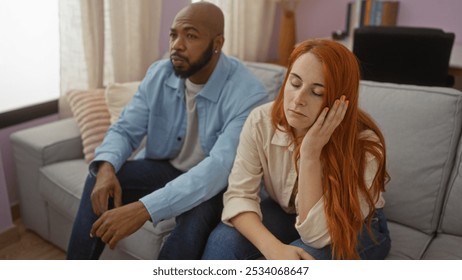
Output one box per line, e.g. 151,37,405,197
10,61,462,259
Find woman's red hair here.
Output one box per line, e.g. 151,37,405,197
271,39,389,259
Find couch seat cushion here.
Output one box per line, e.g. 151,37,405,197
38,159,176,259
386,222,434,260
439,137,462,236
423,234,462,259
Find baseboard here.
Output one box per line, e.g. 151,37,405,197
0,225,19,250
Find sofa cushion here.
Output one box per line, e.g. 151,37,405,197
38,159,176,259
105,81,140,124
102,218,175,259
67,89,111,162
439,135,462,235
359,81,462,234
244,62,286,101
38,159,89,219
386,222,434,259
422,234,462,259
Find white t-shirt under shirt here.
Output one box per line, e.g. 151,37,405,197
170,79,206,172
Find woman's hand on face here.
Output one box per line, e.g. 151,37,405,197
301,95,349,159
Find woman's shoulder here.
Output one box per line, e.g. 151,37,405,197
248,101,274,122
244,101,275,140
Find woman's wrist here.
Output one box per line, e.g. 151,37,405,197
300,155,321,165
259,238,285,258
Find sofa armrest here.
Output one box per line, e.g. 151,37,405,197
10,117,84,238
10,117,83,166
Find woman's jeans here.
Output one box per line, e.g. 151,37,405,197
66,159,224,260
202,198,391,260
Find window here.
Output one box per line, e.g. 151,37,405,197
0,0,60,113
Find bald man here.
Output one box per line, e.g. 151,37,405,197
67,2,268,260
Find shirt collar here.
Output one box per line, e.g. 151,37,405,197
271,127,295,152
165,54,231,103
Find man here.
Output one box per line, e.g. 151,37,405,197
67,2,268,260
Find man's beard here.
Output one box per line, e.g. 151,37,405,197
171,41,215,79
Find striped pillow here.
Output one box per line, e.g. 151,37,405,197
67,89,111,162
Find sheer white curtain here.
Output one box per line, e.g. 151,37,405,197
205,0,277,62
59,0,162,117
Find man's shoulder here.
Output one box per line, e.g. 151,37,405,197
144,59,174,79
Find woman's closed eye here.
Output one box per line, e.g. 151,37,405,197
311,89,324,97
310,83,325,97
289,75,303,88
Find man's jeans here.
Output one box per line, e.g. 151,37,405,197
202,198,391,260
66,159,224,260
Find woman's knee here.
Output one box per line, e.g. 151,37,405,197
202,222,258,260
290,239,333,260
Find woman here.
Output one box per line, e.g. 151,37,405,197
202,39,391,260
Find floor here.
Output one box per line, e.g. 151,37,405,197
0,220,65,260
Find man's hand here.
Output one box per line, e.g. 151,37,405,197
91,162,122,216
90,201,151,249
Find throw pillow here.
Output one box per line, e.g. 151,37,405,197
105,81,140,124
67,89,111,162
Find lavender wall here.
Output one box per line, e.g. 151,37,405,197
296,0,462,43
397,0,461,42
297,0,462,53
276,0,462,61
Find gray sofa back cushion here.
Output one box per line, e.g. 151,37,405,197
359,81,462,234
244,62,286,101
440,135,462,235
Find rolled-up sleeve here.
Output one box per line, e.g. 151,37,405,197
295,198,330,248
222,111,264,226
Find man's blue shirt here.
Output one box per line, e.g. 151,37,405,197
91,54,268,224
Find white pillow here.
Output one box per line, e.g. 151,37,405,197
104,81,141,124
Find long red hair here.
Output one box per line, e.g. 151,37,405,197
271,39,389,259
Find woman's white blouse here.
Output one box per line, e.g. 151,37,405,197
222,102,385,248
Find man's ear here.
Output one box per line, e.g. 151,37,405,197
214,34,225,53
